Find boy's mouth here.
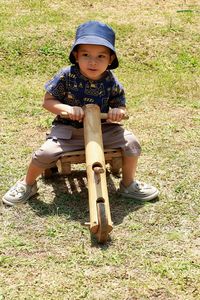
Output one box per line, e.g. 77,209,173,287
88,68,98,72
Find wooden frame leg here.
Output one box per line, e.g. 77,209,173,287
42,168,53,178
56,159,71,175
110,157,122,175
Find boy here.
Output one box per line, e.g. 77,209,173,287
2,21,159,206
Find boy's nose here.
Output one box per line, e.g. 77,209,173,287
89,57,97,65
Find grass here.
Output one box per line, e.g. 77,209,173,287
0,0,200,299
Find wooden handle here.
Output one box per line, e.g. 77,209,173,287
60,111,129,120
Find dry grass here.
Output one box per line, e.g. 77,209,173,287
0,0,200,299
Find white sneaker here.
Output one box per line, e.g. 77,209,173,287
119,180,159,201
2,181,38,206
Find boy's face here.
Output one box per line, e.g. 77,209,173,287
73,44,115,80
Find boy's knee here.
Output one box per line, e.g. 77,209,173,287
124,134,141,156
31,140,60,169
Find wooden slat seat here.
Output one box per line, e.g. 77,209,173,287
43,148,122,178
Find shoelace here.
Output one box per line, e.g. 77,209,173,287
135,181,150,190
10,184,26,196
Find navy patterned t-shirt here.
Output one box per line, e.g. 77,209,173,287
45,65,126,127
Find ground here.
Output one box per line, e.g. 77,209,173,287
0,0,199,299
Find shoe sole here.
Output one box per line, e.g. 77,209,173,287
118,190,159,201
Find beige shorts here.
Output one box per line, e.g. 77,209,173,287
32,123,141,169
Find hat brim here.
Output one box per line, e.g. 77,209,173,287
69,35,119,69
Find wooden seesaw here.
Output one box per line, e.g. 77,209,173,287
44,104,128,243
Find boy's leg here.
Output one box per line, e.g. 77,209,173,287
2,134,63,206
121,155,138,187
2,125,85,206
102,124,159,201
24,162,44,186
119,155,159,201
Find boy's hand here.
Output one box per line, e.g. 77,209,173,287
68,106,84,122
107,108,125,122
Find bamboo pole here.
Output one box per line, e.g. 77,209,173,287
60,111,129,120
83,104,113,235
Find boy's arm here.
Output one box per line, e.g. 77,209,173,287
108,74,127,122
43,92,84,121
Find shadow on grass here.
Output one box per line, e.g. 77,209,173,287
28,170,159,246
28,171,89,223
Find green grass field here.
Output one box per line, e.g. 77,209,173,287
0,0,200,299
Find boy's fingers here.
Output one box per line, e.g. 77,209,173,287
108,111,124,122
72,107,84,121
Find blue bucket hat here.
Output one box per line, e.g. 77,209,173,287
69,21,119,69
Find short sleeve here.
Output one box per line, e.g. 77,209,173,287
45,67,70,101
108,74,126,108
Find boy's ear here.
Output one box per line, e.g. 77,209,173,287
110,53,116,64
73,51,78,62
